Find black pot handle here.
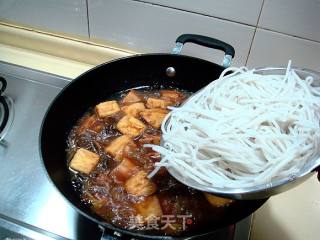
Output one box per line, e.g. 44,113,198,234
0,77,9,134
172,34,235,68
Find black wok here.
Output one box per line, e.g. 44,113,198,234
40,34,267,239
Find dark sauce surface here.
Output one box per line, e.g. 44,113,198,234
67,87,234,236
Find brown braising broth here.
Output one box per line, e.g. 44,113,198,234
67,88,234,236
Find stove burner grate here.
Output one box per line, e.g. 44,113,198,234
0,77,14,141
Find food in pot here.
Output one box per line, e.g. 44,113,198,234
67,88,234,235
204,193,234,207
69,148,99,174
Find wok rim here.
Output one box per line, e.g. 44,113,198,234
39,52,268,239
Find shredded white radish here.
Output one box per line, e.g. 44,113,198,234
147,61,320,188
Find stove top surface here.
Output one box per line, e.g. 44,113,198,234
0,61,251,240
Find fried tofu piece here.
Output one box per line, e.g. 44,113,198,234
125,171,157,196
140,108,168,129
121,102,145,117
69,148,100,174
111,158,139,181
134,195,163,219
116,115,146,137
105,135,136,161
122,90,141,104
95,100,120,118
138,134,161,145
146,97,171,109
160,90,181,100
204,193,234,207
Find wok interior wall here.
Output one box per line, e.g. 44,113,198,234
0,1,320,240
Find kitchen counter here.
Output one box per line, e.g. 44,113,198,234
0,23,319,240
251,176,320,240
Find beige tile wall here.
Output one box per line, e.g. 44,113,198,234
87,0,320,71
0,0,89,38
131,0,264,25
247,29,320,72
258,0,320,42
250,0,320,72
0,1,319,240
1,0,319,71
88,0,255,66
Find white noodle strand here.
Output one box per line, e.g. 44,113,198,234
147,62,320,188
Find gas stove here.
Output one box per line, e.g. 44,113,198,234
0,76,14,143
0,61,252,240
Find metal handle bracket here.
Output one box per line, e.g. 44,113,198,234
172,34,235,68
